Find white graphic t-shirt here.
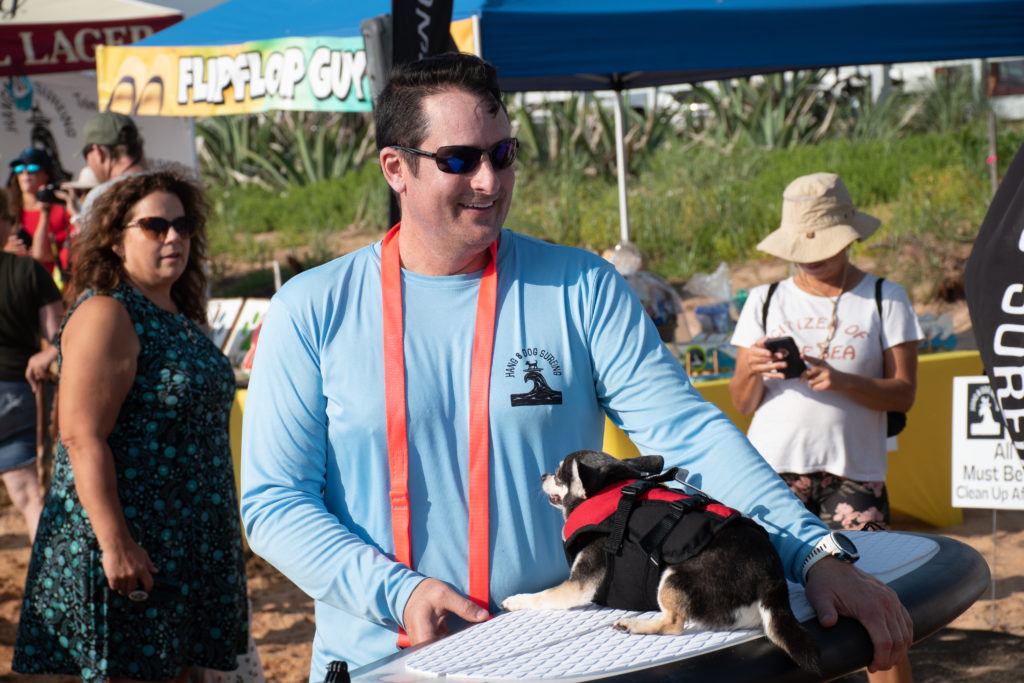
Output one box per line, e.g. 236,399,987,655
731,274,923,481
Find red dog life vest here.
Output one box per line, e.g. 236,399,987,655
562,479,763,611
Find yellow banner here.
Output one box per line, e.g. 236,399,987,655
96,36,372,116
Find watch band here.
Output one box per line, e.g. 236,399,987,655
801,532,858,584
800,544,831,584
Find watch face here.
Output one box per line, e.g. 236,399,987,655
833,532,859,558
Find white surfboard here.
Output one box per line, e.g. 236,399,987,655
349,531,989,682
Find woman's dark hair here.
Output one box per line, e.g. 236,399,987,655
374,52,506,165
6,164,52,225
0,182,10,223
68,164,209,324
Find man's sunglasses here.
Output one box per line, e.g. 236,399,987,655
391,138,519,175
13,163,42,174
124,215,198,241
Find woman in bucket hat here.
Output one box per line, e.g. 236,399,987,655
728,172,922,681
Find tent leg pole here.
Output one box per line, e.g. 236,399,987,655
613,91,630,245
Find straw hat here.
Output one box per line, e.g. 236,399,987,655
756,172,880,264
63,166,99,191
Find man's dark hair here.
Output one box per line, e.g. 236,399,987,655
374,52,506,159
107,124,145,165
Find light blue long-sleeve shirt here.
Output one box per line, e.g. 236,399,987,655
241,230,827,680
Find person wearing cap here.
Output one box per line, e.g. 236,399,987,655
77,111,148,235
81,111,147,184
729,172,923,683
4,147,72,282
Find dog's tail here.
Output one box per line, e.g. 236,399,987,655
759,586,822,674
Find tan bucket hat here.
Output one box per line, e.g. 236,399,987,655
62,166,99,191
756,172,880,264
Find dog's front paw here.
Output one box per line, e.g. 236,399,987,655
501,593,537,611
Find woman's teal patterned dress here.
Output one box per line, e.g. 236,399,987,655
14,284,249,681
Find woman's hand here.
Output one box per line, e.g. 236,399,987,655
730,337,798,415
803,354,846,392
746,336,792,379
25,346,58,392
5,231,29,254
101,536,158,596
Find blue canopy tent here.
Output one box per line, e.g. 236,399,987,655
108,0,1024,240
128,0,1024,89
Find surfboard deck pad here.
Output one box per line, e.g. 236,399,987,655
351,531,989,682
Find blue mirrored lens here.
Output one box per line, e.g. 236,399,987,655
446,155,469,173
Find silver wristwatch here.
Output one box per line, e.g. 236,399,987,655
801,531,859,583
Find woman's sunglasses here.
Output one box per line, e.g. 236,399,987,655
124,215,198,241
391,137,519,175
13,163,42,174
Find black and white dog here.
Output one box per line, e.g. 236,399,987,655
502,450,820,674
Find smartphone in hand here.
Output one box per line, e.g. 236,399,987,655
764,336,806,379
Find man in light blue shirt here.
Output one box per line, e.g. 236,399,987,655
241,53,912,681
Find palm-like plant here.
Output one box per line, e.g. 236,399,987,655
196,111,376,192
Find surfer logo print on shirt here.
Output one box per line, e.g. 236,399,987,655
506,347,562,406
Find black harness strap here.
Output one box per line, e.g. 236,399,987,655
603,482,647,556
596,480,655,604
639,493,712,567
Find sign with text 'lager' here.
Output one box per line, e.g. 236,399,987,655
952,376,1024,510
95,36,370,117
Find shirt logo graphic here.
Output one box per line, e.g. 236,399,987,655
510,360,562,406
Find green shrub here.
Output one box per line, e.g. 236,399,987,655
205,86,1024,302
207,163,388,257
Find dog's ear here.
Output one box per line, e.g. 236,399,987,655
569,450,622,495
571,450,666,495
626,455,664,477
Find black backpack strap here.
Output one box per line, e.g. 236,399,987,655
875,277,885,317
761,281,780,332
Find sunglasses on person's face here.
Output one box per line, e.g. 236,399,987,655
124,215,198,241
13,164,42,174
391,137,519,175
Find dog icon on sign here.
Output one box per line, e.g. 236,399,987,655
967,383,1004,439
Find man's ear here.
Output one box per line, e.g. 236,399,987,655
379,147,407,195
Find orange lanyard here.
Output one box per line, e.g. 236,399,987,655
381,225,497,645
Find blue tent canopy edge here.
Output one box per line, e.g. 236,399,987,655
136,0,1024,91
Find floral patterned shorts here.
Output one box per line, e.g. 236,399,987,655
780,471,890,530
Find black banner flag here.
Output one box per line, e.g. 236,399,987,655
392,0,456,66
385,0,456,227
964,140,1024,459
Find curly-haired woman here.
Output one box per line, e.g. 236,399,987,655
14,167,251,682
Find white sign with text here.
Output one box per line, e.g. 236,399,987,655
952,376,1024,510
